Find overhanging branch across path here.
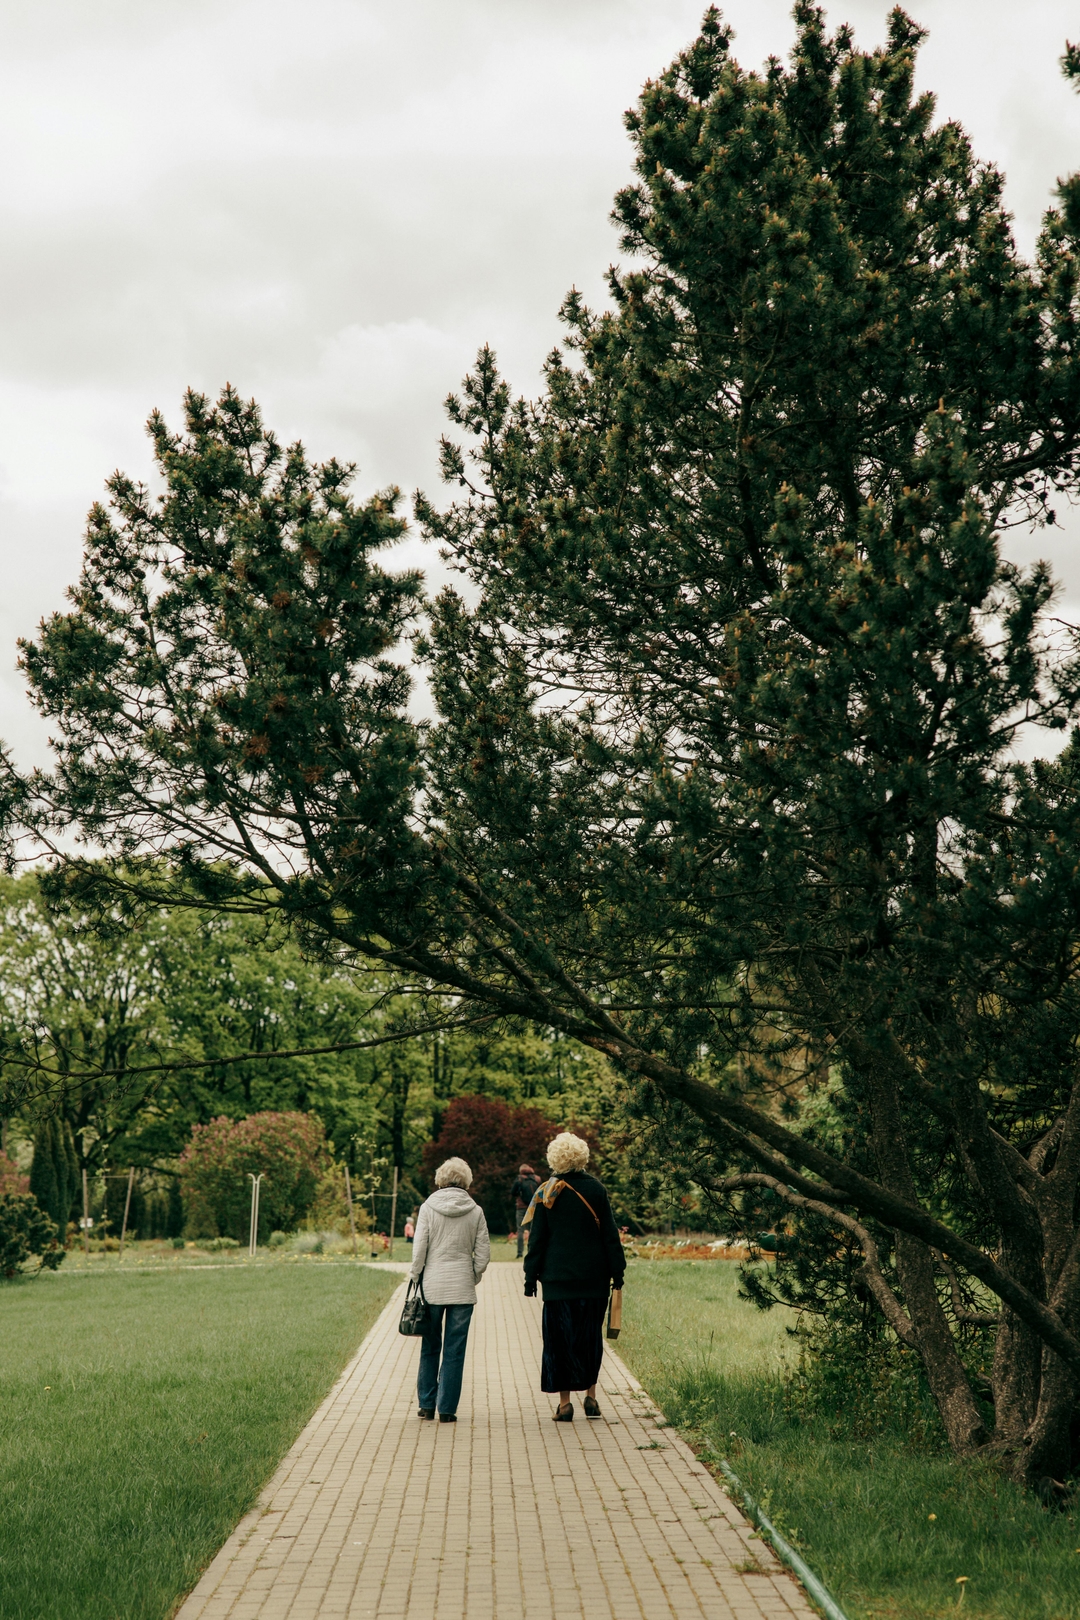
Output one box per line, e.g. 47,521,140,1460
0,1009,499,1090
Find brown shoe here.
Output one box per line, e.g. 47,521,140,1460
553,1402,574,1422
583,1396,601,1418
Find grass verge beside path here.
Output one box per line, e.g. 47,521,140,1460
0,1265,400,1620
617,1261,1080,1620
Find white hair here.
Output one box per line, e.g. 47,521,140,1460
546,1132,590,1175
434,1156,473,1189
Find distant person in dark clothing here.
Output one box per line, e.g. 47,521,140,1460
522,1132,625,1422
511,1164,541,1257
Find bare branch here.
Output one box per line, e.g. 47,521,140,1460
934,1250,999,1328
701,1171,918,1348
0,1009,499,1091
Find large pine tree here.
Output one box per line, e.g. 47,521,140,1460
12,7,1080,1485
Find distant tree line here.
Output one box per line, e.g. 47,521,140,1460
0,871,679,1245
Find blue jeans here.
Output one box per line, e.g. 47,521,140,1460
417,1303,474,1416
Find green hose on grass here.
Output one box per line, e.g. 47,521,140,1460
706,1443,850,1620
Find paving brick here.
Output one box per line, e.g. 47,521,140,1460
175,1264,819,1619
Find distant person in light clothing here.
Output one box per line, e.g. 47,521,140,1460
409,1158,490,1422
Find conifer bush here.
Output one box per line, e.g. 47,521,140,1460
28,1117,78,1232
0,1193,64,1278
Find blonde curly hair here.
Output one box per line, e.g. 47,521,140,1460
545,1131,590,1175
434,1157,473,1189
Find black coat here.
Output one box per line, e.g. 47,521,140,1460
523,1171,625,1301
511,1173,540,1209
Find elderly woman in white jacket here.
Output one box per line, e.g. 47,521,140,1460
409,1157,490,1422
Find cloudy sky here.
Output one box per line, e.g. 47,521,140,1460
1,0,1078,763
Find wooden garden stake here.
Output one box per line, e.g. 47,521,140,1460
389,1166,399,1261
82,1167,90,1257
344,1165,358,1258
118,1166,135,1261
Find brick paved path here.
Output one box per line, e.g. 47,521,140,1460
177,1264,816,1620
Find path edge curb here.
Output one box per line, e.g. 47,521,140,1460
705,1445,851,1620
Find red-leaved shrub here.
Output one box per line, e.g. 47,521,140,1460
178,1111,332,1241
0,1152,29,1198
422,1095,553,1232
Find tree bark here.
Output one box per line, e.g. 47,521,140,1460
1013,1349,1075,1491
893,1232,987,1451
863,1055,988,1452
1009,1117,1080,1486
992,1306,1042,1445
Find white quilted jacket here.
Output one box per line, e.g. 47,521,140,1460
409,1187,490,1305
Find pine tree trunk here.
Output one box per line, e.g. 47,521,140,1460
895,1231,988,1452
865,1055,988,1451
1011,1351,1076,1491
991,1306,1041,1444
989,1222,1050,1452
1005,1162,1080,1488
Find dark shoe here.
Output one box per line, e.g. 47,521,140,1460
418,1408,435,1420
553,1402,574,1422
583,1396,601,1419
438,1412,457,1422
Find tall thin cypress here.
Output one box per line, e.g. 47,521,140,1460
28,1120,60,1227
166,1177,184,1239
57,1119,78,1232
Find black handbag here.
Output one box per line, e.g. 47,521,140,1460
398,1273,429,1335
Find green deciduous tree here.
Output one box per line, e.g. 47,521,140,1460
178,1110,332,1241
0,871,648,1225
14,7,1080,1488
0,873,387,1170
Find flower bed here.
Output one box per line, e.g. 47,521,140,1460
624,1239,752,1261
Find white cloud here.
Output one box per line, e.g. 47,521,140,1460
1,0,1078,764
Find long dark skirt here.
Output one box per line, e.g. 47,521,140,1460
541,1297,607,1393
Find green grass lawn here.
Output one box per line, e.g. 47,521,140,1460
0,1264,400,1620
486,1238,527,1260
617,1261,1080,1620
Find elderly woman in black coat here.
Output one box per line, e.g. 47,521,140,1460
522,1131,625,1421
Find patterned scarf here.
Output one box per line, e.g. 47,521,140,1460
520,1176,599,1230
